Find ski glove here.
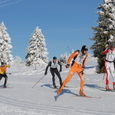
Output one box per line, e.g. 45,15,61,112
82,66,85,68
44,72,47,75
60,69,62,72
65,64,70,68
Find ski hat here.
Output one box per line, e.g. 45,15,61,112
81,45,88,51
53,56,57,60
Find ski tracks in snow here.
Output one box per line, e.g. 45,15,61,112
0,94,74,114
0,95,114,115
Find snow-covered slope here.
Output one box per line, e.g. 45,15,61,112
0,56,115,115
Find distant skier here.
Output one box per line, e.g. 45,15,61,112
44,57,62,88
0,62,10,88
57,45,88,96
102,43,115,90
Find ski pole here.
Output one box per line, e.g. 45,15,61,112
32,75,46,88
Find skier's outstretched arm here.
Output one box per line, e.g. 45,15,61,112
58,61,62,72
44,62,51,75
102,49,109,55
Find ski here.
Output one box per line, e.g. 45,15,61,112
54,94,101,101
75,94,101,99
0,85,12,88
0,86,13,88
101,89,115,92
78,95,93,98
52,87,58,89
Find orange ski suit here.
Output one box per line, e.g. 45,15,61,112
0,65,10,74
57,51,87,95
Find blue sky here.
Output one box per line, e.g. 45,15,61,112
0,0,102,59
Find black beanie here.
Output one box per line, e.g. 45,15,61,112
81,45,88,51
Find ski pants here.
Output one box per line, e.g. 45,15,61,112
105,61,115,85
57,62,84,95
0,74,8,87
50,68,62,87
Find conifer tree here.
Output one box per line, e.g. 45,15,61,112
0,22,13,64
91,0,115,73
26,27,48,67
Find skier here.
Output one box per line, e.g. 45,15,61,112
0,62,10,88
102,43,115,90
57,45,88,96
44,57,63,88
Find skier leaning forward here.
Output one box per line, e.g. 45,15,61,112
0,62,10,88
57,45,88,96
44,57,62,89
102,43,115,90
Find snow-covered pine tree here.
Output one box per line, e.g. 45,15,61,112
25,27,48,67
91,0,115,73
0,22,13,64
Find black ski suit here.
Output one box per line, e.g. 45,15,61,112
0,74,8,87
45,61,62,88
0,64,9,88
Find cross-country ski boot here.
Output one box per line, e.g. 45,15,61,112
113,84,115,90
3,85,7,88
53,85,57,89
106,86,112,91
79,90,86,96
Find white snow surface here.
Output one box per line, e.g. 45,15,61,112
0,56,115,115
